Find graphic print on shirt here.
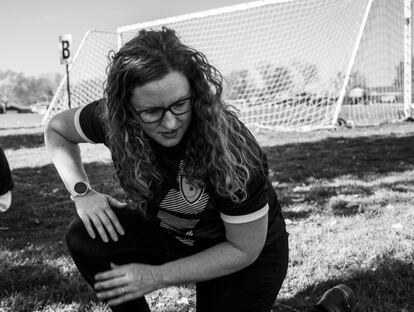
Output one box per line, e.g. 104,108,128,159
157,172,209,245
179,175,204,204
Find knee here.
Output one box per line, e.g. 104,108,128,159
65,217,90,255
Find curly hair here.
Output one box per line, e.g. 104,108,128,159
102,27,264,215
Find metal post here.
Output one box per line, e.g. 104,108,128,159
117,32,123,51
331,0,374,126
66,64,71,109
404,0,412,119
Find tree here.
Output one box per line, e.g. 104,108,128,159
292,60,319,87
330,70,368,97
224,69,259,100
13,73,61,106
0,70,62,113
331,71,346,95
348,70,367,89
393,61,404,88
0,70,23,110
257,63,294,96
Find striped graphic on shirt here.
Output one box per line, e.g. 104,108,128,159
157,172,209,245
160,189,209,215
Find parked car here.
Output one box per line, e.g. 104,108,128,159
30,102,49,114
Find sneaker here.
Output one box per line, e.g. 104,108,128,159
316,284,355,312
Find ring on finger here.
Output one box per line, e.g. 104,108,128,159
120,286,126,295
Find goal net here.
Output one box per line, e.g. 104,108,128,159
43,0,413,131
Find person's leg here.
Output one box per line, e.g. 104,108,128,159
196,231,289,312
66,209,191,312
0,147,14,212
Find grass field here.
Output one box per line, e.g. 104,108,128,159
0,115,413,312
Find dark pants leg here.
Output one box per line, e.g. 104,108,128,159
65,209,191,312
196,231,289,312
67,210,291,312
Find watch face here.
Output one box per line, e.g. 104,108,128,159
74,182,88,195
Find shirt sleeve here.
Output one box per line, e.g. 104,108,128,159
215,155,270,224
74,99,106,144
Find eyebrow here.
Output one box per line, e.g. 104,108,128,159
138,94,192,111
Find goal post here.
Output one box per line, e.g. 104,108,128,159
43,0,413,130
340,0,412,126
43,30,119,123
330,0,375,128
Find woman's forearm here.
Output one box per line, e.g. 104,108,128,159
94,211,267,306
158,240,259,287
45,126,89,192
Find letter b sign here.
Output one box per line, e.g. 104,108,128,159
59,34,72,65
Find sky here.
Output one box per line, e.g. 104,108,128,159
0,0,253,77
0,0,405,89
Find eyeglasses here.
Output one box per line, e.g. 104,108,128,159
133,96,193,124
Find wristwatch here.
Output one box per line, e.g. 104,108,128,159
70,181,92,201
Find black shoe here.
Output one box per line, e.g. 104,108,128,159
316,284,355,312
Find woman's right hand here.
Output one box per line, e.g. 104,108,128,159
73,190,127,242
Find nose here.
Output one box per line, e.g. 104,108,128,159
161,110,178,129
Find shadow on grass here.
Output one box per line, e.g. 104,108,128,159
0,131,413,180
0,161,119,310
282,210,314,221
0,132,45,150
0,162,120,252
264,134,414,184
0,262,97,310
274,257,414,312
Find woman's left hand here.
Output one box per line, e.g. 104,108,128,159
94,262,163,306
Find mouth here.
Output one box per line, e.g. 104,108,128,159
160,129,179,138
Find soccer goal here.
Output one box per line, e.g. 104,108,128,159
43,0,413,131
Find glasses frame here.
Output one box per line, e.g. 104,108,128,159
133,96,193,124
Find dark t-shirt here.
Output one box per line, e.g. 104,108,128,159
75,100,286,246
0,147,14,196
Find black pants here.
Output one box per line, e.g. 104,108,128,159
66,209,289,312
0,146,13,195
